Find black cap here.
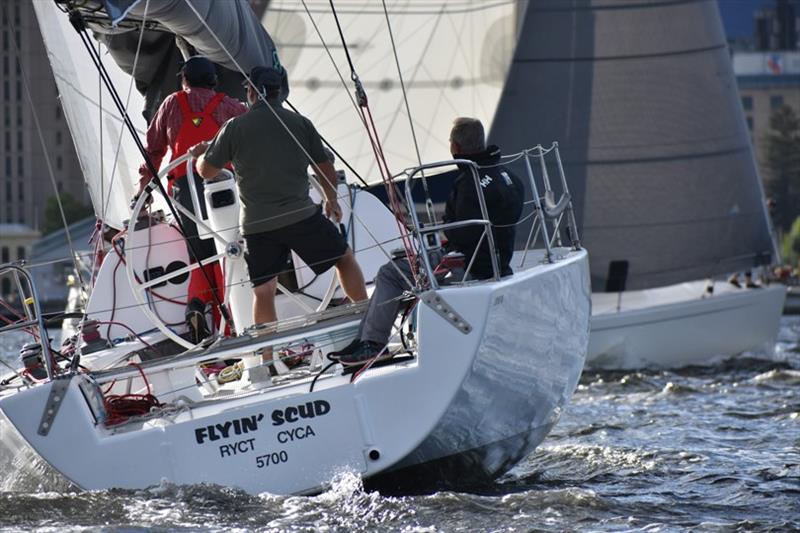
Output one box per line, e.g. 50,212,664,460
248,66,284,92
180,56,217,88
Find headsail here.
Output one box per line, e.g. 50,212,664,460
33,1,147,230
263,1,518,183
490,0,777,292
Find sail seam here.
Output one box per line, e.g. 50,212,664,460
516,43,727,63
564,145,751,166
586,212,768,231
527,0,709,13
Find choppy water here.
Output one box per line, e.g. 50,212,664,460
0,318,798,532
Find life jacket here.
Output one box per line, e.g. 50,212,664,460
167,90,226,187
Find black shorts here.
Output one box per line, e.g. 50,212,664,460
244,208,349,287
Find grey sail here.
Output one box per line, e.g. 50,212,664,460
489,0,776,292
74,0,285,120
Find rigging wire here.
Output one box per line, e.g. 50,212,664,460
101,0,150,222
4,3,88,305
178,0,416,289
285,99,369,187
379,0,434,225
323,0,420,279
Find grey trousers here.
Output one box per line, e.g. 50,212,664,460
357,258,414,345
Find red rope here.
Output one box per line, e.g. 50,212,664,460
103,362,161,427
0,298,40,339
357,102,419,280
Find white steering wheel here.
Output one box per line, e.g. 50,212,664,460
125,154,341,350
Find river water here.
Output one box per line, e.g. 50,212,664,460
0,318,798,532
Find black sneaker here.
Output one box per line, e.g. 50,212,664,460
186,298,211,344
327,337,361,361
339,341,389,365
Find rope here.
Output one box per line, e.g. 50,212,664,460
103,362,161,426
321,0,419,278
285,99,369,187
326,0,359,81
5,3,87,302
380,0,433,224
178,0,417,289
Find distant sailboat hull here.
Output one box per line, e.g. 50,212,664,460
588,282,786,369
784,286,800,315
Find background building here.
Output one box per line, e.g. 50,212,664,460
0,0,88,230
0,223,39,300
734,50,800,166
754,0,800,50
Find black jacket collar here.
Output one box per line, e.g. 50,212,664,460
453,145,502,171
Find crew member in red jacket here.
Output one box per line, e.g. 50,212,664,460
138,56,247,342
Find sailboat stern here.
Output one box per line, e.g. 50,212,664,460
0,375,379,494
368,248,591,492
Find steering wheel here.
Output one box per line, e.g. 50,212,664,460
125,154,342,351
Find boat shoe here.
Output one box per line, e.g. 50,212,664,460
338,341,389,365
327,337,361,361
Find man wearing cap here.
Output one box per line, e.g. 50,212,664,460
192,66,368,374
138,56,247,342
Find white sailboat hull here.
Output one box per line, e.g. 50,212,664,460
784,286,800,315
588,281,786,369
0,250,590,495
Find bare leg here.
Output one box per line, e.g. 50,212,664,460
253,278,278,363
335,248,368,302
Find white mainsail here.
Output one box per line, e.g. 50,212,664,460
263,1,518,183
32,2,147,230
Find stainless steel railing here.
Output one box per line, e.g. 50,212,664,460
0,263,56,380
403,159,500,288
400,143,581,289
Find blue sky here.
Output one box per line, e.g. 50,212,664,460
718,0,774,38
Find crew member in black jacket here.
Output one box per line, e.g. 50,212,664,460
332,117,523,364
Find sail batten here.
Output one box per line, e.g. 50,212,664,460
490,0,776,291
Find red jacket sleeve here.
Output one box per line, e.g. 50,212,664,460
138,95,176,182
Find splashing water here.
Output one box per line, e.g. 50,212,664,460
0,319,798,531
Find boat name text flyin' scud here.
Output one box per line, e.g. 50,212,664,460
272,400,331,426
195,414,265,444
193,400,332,444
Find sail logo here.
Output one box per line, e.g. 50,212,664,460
767,53,783,75
195,414,264,444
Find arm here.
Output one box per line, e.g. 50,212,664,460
312,159,342,222
305,119,342,222
194,120,234,180
195,143,223,179
137,97,173,189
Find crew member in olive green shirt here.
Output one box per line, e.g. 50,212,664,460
192,66,367,372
